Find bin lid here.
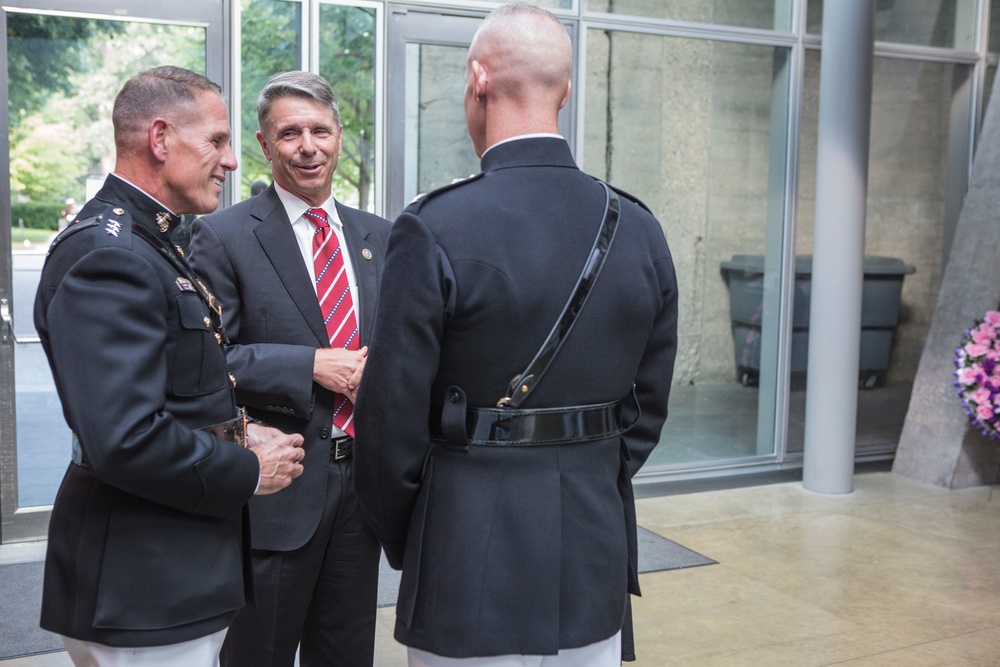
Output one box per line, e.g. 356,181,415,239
720,254,915,276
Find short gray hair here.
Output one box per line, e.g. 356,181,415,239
113,66,221,143
257,71,341,133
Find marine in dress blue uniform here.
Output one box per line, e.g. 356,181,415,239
353,6,679,666
33,66,304,667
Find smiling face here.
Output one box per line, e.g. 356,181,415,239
257,95,343,207
161,91,237,215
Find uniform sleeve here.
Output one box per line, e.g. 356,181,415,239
43,246,259,518
189,217,316,415
353,212,449,568
622,249,679,477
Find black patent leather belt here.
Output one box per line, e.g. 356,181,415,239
430,400,624,447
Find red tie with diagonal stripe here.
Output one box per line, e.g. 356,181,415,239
306,207,358,436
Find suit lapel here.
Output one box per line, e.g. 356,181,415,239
336,201,378,345
253,193,330,347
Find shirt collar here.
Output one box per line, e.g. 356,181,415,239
481,133,564,158
273,182,342,229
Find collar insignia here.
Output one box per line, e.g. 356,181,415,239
155,212,171,233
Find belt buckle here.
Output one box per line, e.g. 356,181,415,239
332,436,352,461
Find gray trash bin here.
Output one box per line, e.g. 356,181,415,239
719,254,915,388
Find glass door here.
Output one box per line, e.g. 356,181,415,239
1,0,227,543
385,5,577,220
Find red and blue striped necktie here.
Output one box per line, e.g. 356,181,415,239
306,207,357,436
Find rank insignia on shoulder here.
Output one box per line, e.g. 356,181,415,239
105,219,123,237
176,277,197,293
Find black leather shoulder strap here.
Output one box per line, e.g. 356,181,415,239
498,180,621,409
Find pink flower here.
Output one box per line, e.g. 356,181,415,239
988,348,1000,362
971,387,992,406
984,311,1000,327
976,402,995,422
965,342,990,358
957,367,980,386
972,326,995,345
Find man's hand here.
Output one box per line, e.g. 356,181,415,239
246,423,305,495
346,354,366,402
313,346,368,395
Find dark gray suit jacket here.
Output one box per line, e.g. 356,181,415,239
189,185,391,551
354,137,678,658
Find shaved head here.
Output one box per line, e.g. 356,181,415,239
464,4,572,156
468,4,571,103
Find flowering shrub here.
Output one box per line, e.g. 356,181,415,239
954,310,1000,441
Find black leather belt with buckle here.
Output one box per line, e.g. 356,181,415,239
430,399,625,447
330,436,353,461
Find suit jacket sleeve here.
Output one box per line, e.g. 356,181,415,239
189,217,317,416
354,212,449,567
42,246,259,518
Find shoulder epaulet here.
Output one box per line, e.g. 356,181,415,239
47,205,135,258
605,182,652,214
407,172,485,212
45,217,100,257
91,206,134,246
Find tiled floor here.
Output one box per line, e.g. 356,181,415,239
4,472,1000,666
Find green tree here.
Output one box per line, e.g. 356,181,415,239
240,0,302,197
8,17,206,204
239,1,377,209
6,14,122,134
319,5,376,211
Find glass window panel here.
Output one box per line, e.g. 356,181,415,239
240,0,302,200
319,3,377,212
794,53,958,453
807,0,977,50
403,43,480,205
990,0,1000,52
585,29,792,468
6,13,206,507
587,0,792,32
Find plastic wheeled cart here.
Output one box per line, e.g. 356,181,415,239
719,254,915,388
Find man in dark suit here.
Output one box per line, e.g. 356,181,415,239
34,65,305,667
189,71,391,667
354,4,678,666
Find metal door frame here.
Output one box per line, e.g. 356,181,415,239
384,3,578,220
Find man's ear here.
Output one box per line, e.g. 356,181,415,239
471,59,488,102
256,130,272,161
148,118,169,162
559,80,572,111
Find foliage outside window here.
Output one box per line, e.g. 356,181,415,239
7,15,204,209
240,0,377,211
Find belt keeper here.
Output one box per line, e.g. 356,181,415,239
441,385,470,451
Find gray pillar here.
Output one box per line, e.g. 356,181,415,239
802,0,874,495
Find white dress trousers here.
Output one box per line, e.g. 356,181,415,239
61,628,227,667
407,630,622,667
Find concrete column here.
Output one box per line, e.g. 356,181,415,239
802,0,875,495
